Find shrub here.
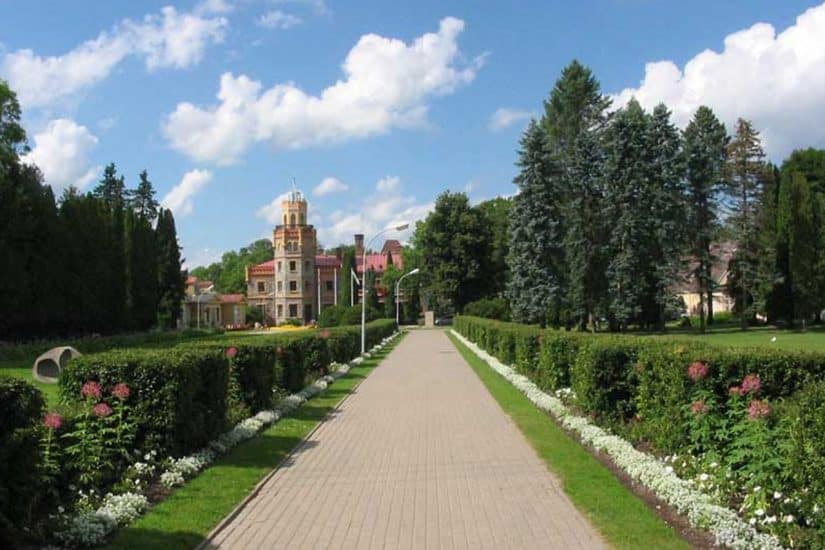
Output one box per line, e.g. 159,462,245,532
318,304,348,328
0,379,44,546
463,297,510,321
535,331,585,391
61,348,229,456
786,381,825,526
571,337,639,423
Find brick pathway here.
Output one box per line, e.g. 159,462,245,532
206,329,605,549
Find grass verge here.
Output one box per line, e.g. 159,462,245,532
104,335,404,550
447,332,690,550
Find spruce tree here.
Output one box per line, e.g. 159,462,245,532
506,120,565,326
565,128,607,330
725,118,766,329
128,169,160,221
683,106,728,331
647,103,687,330
155,208,185,329
602,99,653,329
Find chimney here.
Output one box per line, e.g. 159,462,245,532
354,233,364,257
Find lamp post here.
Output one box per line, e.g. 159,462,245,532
395,268,420,325
361,223,409,354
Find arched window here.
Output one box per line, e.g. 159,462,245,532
283,214,287,225
290,213,296,226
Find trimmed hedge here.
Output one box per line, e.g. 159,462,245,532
0,379,44,546
455,315,825,542
61,348,230,456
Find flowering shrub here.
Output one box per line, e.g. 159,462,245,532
453,317,825,547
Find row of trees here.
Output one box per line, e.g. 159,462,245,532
407,61,825,331
0,81,185,338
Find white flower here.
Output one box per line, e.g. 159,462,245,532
699,474,710,482
773,491,782,500
755,509,765,517
783,515,795,524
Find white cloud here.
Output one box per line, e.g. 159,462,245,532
257,10,302,29
313,176,348,196
1,6,226,109
161,169,213,217
317,176,432,246
272,0,329,16
163,17,483,164
97,116,118,131
22,119,100,193
610,1,825,158
256,192,293,224
195,0,234,15
488,108,532,131
376,175,400,192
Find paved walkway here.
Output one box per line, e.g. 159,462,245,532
207,330,605,549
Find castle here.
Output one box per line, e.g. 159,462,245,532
245,190,403,325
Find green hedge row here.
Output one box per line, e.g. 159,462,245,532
0,378,45,546
454,315,825,542
60,319,398,456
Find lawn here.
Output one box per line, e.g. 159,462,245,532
0,359,62,406
104,336,402,550
448,332,691,550
661,324,825,352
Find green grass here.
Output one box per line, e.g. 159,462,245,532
660,324,825,352
0,359,61,406
104,336,402,550
448,332,690,550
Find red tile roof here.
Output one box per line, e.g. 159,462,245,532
249,260,274,275
356,252,403,273
219,294,245,304
315,255,341,267
381,239,402,255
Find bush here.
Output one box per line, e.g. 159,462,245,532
535,331,585,392
318,304,347,328
571,337,639,423
0,379,44,545
787,381,825,540
463,297,510,321
61,348,230,456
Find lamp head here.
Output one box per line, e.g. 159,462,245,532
394,223,410,231
409,268,420,275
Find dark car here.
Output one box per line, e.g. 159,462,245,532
434,316,453,326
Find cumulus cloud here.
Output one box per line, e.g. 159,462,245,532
22,119,100,193
313,176,348,196
376,175,400,192
256,192,293,224
488,108,532,131
610,2,825,158
257,10,302,29
316,176,432,246
1,6,226,109
195,0,234,15
163,17,483,164
161,169,213,217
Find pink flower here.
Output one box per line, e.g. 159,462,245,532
687,361,709,381
112,383,130,400
319,330,331,339
690,400,709,415
81,381,102,400
43,412,62,430
93,403,113,418
742,374,761,394
729,385,743,397
748,399,771,420
225,347,238,359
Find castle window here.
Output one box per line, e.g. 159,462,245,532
289,304,298,317
289,261,296,272
290,214,296,226
325,281,334,292
257,281,265,293
277,281,283,292
277,305,283,317
289,281,297,292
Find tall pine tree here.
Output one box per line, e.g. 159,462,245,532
725,118,766,329
683,106,728,331
506,121,566,326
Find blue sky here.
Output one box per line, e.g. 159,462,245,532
2,0,824,268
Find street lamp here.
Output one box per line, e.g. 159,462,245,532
396,268,420,325
361,223,409,354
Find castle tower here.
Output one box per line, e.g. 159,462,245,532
271,189,317,323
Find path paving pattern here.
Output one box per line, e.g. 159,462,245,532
207,330,605,549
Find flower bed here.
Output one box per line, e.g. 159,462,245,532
51,330,401,547
452,329,784,549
